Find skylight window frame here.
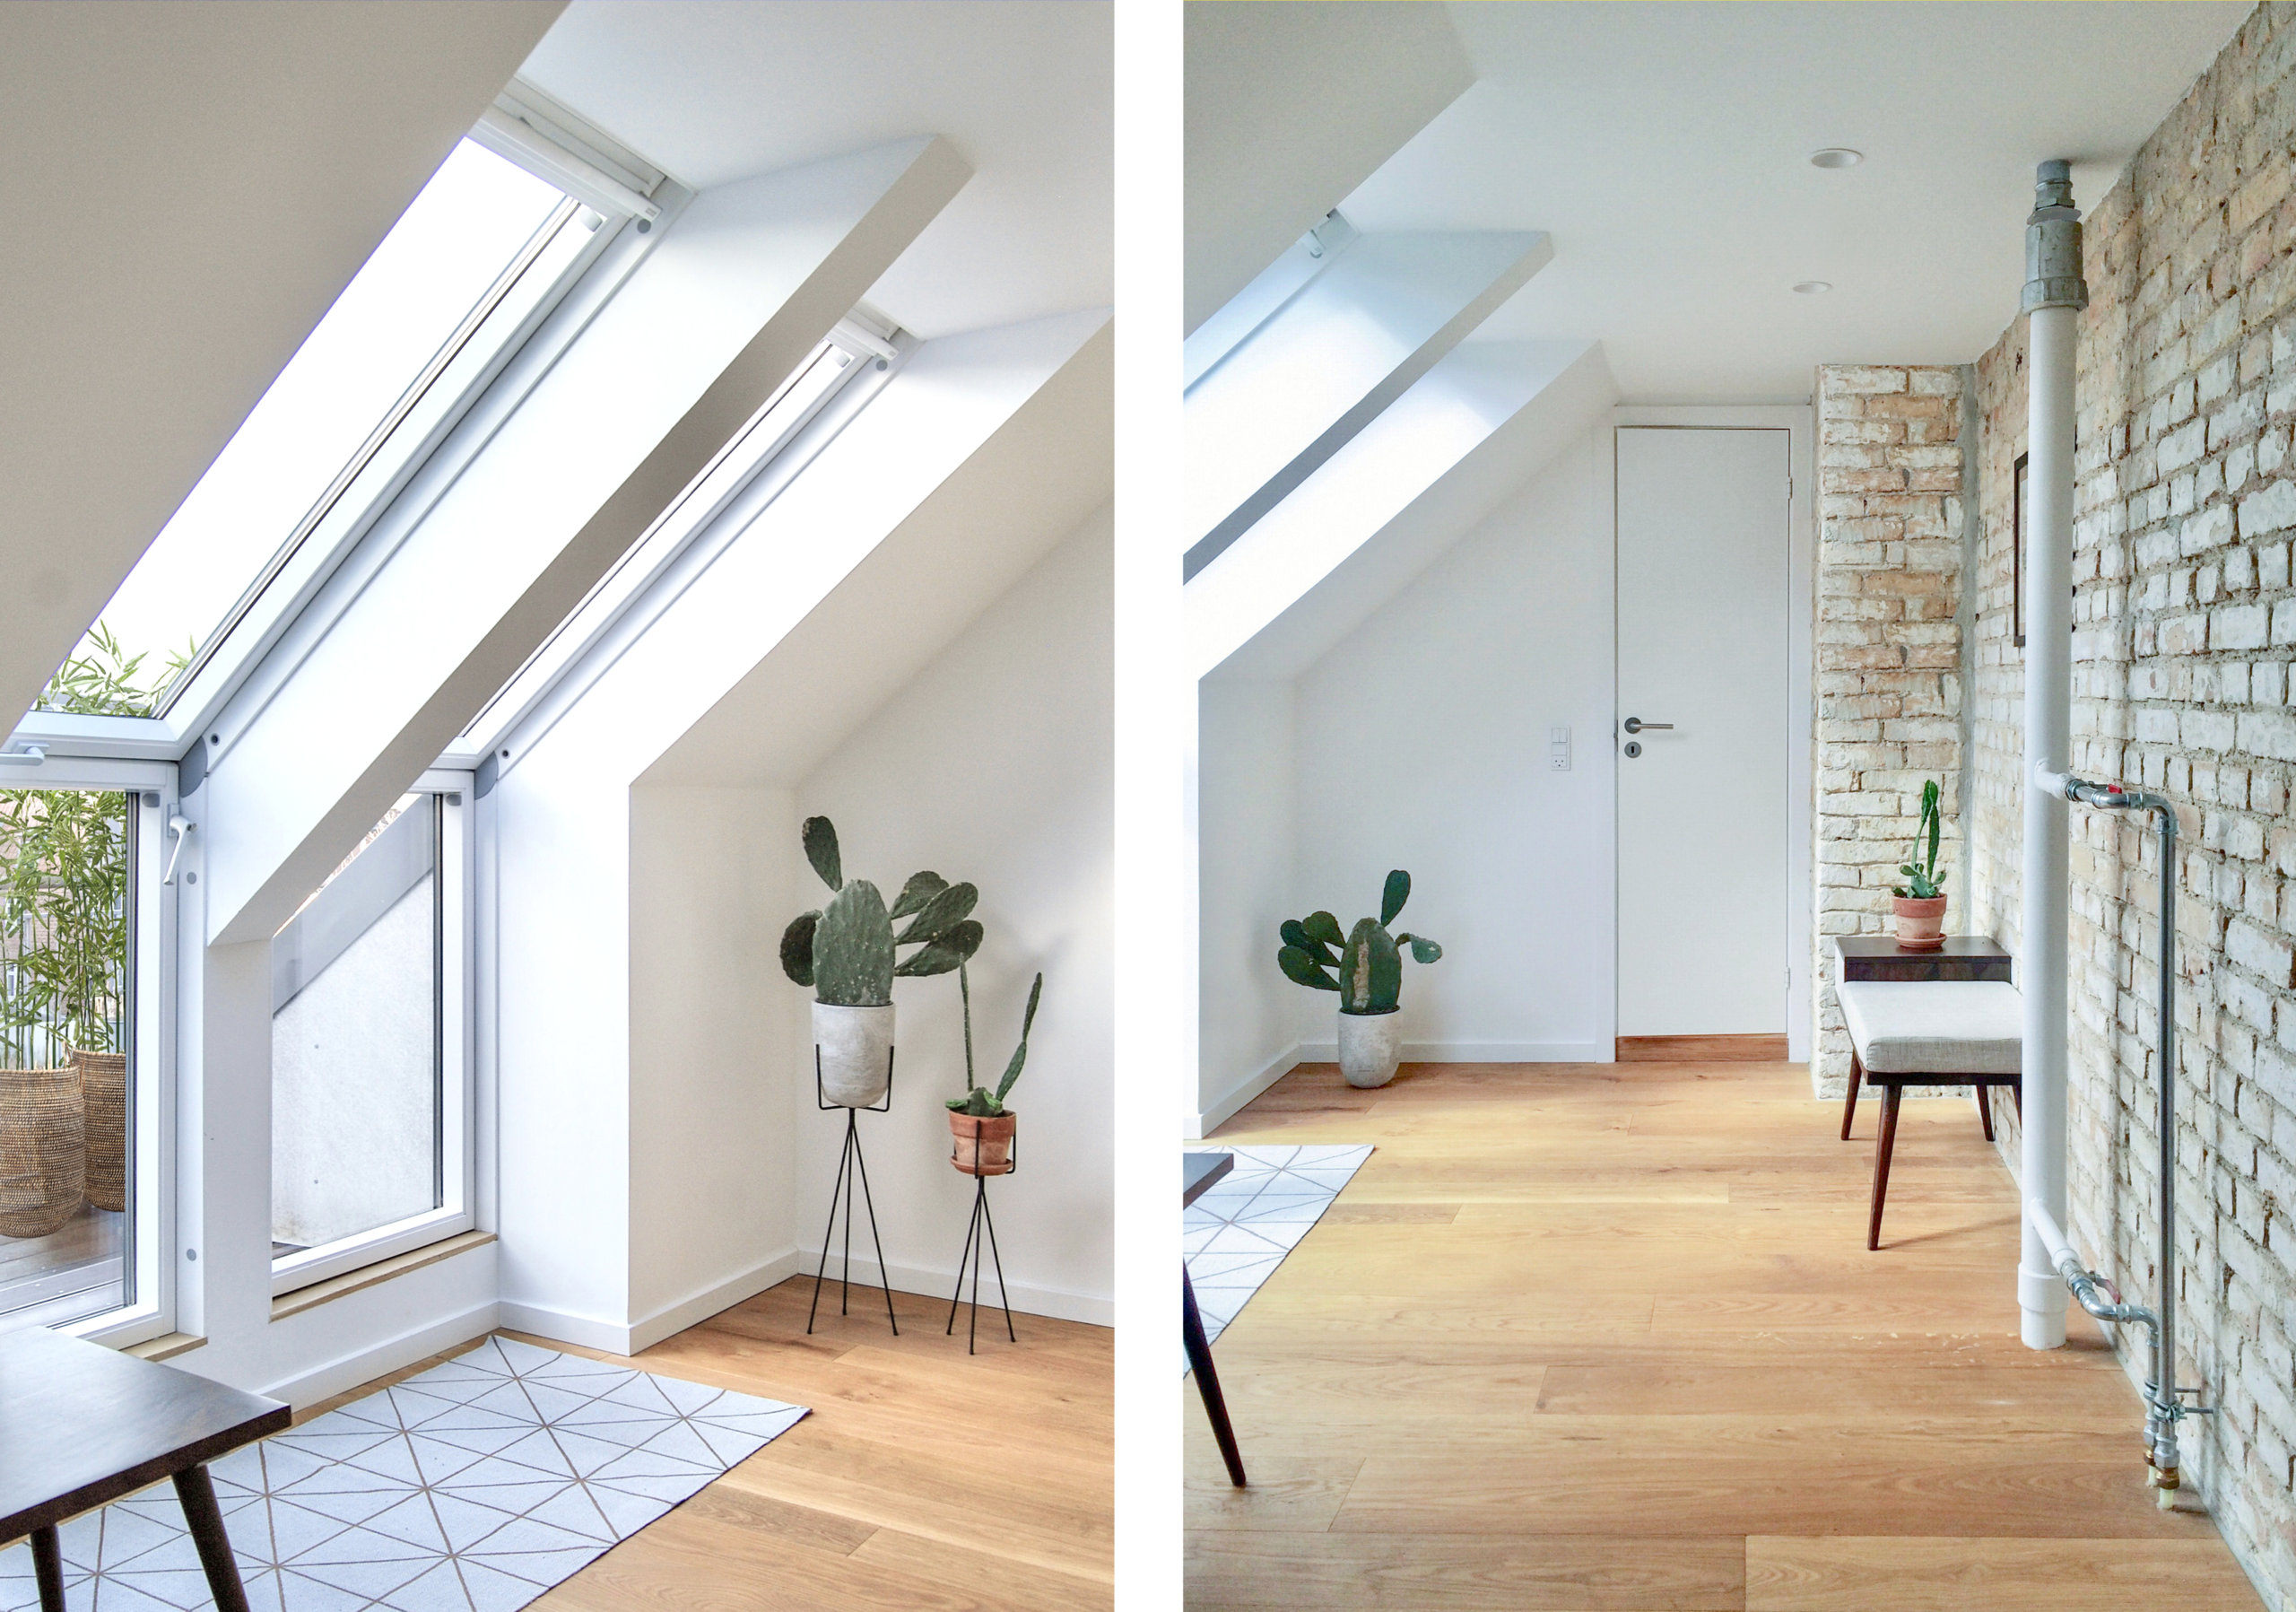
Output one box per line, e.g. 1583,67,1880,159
146,191,596,723
447,314,911,773
9,133,686,771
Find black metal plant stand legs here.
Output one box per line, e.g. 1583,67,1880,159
808,1049,899,1336
946,1170,1017,1354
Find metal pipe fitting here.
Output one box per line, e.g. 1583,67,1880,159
2053,777,2199,1495
2022,159,2090,313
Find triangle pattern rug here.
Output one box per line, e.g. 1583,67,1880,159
1184,1143,1370,1348
0,1336,807,1612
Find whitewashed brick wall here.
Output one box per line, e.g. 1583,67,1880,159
1810,364,1965,1096
1966,5,2296,1599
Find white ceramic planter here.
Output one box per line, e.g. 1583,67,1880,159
1337,1008,1402,1089
814,1001,895,1106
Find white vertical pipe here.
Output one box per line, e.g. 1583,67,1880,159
2019,161,2086,1350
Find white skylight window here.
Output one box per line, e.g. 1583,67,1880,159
59,140,579,717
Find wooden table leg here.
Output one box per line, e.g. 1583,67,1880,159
1183,1267,1247,1487
173,1463,254,1612
30,1526,64,1612
1839,1050,1863,1141
1868,1084,1902,1251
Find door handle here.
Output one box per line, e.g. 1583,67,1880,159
1622,718,1673,734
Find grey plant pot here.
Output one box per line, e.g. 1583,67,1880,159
1337,1008,1402,1089
813,1001,894,1107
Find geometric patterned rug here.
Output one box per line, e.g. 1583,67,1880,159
0,1336,807,1612
1183,1143,1371,1348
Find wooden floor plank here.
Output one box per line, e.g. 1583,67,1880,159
1187,1059,2262,1610
1744,1535,2265,1611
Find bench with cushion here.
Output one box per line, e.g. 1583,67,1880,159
1835,979,2022,1250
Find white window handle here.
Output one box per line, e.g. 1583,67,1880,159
162,815,195,886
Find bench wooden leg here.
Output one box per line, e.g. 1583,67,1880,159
1839,1050,1863,1141
1975,1083,1996,1142
1868,1084,1902,1250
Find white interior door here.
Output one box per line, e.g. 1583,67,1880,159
1616,427,1789,1037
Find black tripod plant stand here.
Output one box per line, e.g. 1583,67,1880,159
808,1047,900,1336
946,1131,1016,1354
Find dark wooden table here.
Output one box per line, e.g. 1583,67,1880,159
0,1328,289,1612
1182,1151,1245,1487
1834,935,2013,983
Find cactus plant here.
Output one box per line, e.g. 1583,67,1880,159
1892,780,1947,901
1277,869,1441,1015
947,966,1042,1118
779,817,982,1005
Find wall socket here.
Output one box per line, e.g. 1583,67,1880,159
1549,725,1570,771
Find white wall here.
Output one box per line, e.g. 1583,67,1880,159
628,784,798,1331
790,513,1113,1321
1193,678,1299,1131
1293,426,1615,1060
1192,423,1617,1127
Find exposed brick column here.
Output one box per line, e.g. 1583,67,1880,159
1811,364,1965,1096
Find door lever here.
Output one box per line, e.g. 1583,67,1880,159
1622,718,1674,734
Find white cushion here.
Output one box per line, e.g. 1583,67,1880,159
1837,980,2022,1076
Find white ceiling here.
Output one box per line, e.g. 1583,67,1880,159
0,0,561,732
519,1,1112,341
1338,1,2253,400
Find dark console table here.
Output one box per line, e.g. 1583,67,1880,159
1834,935,2013,983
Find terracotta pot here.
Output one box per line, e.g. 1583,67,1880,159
1892,894,1948,950
1337,1008,1402,1089
949,1109,1016,1175
813,1002,895,1106
0,1066,84,1238
74,1050,126,1214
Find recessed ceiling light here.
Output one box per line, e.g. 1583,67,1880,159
1809,147,1863,170
1794,281,1833,295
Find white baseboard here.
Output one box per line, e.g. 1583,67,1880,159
502,1243,1109,1350
791,1250,1114,1328
1296,1039,1609,1065
262,1301,500,1408
1188,1041,1300,1139
628,1250,806,1353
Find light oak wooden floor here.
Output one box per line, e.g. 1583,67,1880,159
315,1276,1111,1611
1187,1060,2266,1612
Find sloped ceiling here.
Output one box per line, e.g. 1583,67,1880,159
0,0,563,732
1185,0,1471,334
519,0,1111,341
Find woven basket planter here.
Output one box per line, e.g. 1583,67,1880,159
74,1050,126,1213
0,1066,84,1238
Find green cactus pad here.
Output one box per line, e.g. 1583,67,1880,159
896,879,978,945
779,911,820,986
889,869,949,919
1281,918,1337,965
813,879,893,1005
1401,933,1442,964
1342,917,1402,1014
994,972,1044,1105
802,816,843,892
1380,869,1411,926
1279,945,1340,991
896,919,983,977
1302,911,1345,951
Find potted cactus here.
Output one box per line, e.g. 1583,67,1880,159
779,817,981,1106
1277,869,1441,1089
945,968,1040,1175
1891,779,1948,951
